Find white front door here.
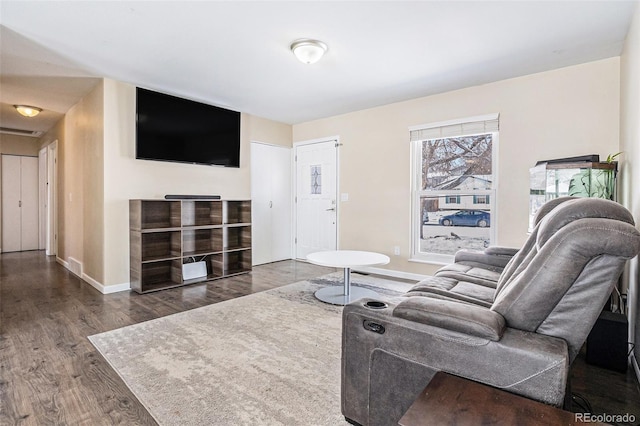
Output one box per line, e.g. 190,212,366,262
295,139,338,259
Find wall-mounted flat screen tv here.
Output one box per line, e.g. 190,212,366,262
136,87,241,168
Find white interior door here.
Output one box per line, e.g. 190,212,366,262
295,139,338,259
252,143,272,265
2,155,22,252
270,146,292,261
21,156,39,250
251,142,292,265
2,155,39,252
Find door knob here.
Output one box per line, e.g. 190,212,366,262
326,207,336,211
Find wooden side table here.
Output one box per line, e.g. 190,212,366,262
398,372,604,425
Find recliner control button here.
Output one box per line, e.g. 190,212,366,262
363,320,385,334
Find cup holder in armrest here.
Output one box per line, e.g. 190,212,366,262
364,300,388,309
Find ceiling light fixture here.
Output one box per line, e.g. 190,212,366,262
290,39,328,64
14,105,43,118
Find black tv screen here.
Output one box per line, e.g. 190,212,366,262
136,87,241,167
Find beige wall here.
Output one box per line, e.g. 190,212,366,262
81,82,105,283
293,58,621,275
0,134,41,156
35,78,291,289
620,4,640,367
246,114,292,147
101,79,291,286
36,81,104,282
26,57,622,289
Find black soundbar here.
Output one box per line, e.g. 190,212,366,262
164,195,221,200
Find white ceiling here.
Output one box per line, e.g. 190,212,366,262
0,1,637,135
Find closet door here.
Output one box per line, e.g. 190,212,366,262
2,156,22,252
2,155,39,252
251,143,292,265
20,156,39,250
251,143,272,265
269,146,292,261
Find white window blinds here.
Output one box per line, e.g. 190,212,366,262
410,113,499,142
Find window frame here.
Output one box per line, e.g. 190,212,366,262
474,195,490,205
446,195,461,204
410,129,499,265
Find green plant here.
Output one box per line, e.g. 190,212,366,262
568,153,620,200
606,152,622,163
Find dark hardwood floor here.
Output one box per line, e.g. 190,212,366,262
1,251,639,425
0,251,334,425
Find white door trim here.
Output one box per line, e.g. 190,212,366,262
39,147,47,250
46,140,58,256
293,136,340,258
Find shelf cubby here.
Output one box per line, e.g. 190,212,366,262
225,225,252,251
225,200,251,224
182,200,223,227
224,250,252,276
131,200,181,230
137,260,182,292
182,228,223,257
140,231,181,262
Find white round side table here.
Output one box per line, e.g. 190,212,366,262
306,250,391,305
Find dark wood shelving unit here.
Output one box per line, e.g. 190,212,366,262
130,199,252,293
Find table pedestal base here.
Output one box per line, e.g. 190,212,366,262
314,286,379,305
314,267,379,305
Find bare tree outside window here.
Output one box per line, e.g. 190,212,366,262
422,135,492,190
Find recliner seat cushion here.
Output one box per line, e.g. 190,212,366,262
407,276,494,307
435,263,501,288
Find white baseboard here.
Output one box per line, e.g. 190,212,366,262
56,256,68,268
82,272,131,294
56,255,130,294
102,282,131,294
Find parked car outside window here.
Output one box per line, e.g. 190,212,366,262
438,210,490,227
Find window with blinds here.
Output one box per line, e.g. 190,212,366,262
410,114,499,263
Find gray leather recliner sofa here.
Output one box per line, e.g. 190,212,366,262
341,198,640,426
433,196,577,291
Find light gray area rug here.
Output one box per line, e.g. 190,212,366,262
89,273,413,425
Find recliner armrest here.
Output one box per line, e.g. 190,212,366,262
453,246,518,270
393,296,506,341
484,246,519,257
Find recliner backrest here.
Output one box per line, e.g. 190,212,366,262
491,198,640,361
495,197,576,294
